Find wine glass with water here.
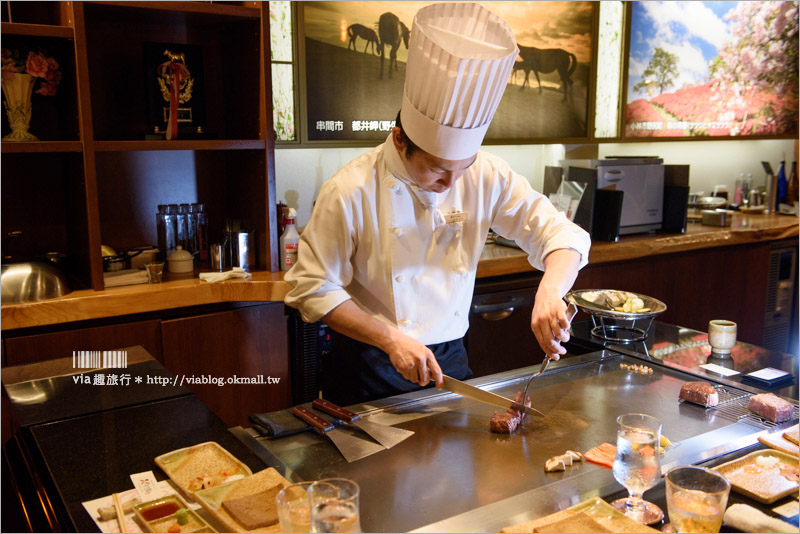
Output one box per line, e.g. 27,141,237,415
610,413,665,525
308,478,361,533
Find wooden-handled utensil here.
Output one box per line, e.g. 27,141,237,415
312,399,414,448
292,405,386,462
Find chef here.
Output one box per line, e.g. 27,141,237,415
285,3,591,406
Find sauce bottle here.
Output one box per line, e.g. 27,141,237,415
280,208,299,271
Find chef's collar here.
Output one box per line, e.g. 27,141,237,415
383,136,447,228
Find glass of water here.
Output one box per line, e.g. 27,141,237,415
665,466,730,533
308,478,361,533
610,413,664,525
276,482,314,533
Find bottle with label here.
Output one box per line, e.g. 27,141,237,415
787,161,799,205
280,208,300,271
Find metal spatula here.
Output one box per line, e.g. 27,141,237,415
521,302,578,423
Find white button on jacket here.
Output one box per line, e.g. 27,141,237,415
285,136,591,346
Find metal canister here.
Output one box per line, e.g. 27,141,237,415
236,231,255,271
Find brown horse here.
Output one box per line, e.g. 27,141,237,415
347,23,380,55
378,12,409,79
517,45,577,102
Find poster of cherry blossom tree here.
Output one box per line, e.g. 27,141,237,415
624,1,798,138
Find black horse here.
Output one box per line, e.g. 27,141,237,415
378,12,409,79
347,23,380,55
517,45,578,102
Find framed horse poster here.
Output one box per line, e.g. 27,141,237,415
622,1,799,139
299,1,598,144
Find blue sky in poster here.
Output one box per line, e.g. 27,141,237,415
627,1,740,103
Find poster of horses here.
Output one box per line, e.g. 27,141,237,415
624,1,799,139
301,1,596,143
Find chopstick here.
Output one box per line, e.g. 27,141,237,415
112,492,127,533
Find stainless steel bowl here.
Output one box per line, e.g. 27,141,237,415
1,261,72,303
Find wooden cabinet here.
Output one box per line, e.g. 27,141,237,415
1,1,280,295
574,243,772,346
3,318,162,366
161,303,290,427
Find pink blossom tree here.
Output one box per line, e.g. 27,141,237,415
709,1,798,135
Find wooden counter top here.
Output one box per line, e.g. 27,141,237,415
477,211,798,277
2,213,796,331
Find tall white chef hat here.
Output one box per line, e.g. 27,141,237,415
400,2,518,161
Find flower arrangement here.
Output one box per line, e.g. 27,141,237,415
2,48,62,96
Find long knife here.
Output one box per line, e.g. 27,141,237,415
441,375,545,418
312,399,414,449
292,405,386,462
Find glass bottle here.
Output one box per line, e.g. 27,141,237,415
776,161,787,208
156,204,166,261
194,203,209,261
787,162,799,205
177,203,190,251
186,203,198,254
164,205,179,257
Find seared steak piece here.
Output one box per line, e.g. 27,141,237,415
748,393,794,422
490,391,532,433
679,381,720,407
490,413,519,433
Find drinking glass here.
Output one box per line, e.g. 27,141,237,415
665,466,730,533
276,482,314,533
144,262,164,283
610,413,664,524
308,478,361,533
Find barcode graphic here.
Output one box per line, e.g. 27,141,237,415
72,350,128,369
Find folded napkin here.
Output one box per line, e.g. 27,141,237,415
723,504,796,533
199,267,252,283
103,269,149,287
249,409,310,439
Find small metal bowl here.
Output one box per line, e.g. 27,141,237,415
1,261,72,303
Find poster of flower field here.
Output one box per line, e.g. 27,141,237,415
624,1,798,138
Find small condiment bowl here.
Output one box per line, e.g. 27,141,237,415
133,494,215,533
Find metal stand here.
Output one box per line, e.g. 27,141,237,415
590,315,656,343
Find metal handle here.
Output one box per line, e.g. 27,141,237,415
293,405,333,433
472,296,526,321
312,399,359,423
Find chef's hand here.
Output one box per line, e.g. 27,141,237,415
532,249,582,360
385,331,444,388
531,290,571,360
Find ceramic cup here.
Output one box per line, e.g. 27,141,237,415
708,320,737,356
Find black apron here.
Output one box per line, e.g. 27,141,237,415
321,332,472,407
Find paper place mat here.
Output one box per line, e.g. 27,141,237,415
759,430,800,457
699,363,740,377
772,499,799,519
82,480,199,533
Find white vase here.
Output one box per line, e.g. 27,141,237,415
2,73,39,141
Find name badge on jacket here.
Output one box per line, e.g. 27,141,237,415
444,211,468,224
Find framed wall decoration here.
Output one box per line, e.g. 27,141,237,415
623,1,799,139
143,42,207,139
299,1,597,145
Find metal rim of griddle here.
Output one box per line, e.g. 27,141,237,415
589,314,656,343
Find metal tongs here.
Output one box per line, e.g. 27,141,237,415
521,302,578,425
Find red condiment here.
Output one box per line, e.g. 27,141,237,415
140,501,181,521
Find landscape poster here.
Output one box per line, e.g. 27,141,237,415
625,1,799,138
302,1,595,143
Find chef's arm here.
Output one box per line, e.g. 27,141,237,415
322,300,444,388
530,248,582,360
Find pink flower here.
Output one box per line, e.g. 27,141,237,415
45,68,62,85
46,56,59,73
25,51,48,78
35,81,57,96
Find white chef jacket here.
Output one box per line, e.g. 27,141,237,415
284,136,591,346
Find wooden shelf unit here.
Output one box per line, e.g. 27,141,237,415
1,1,279,293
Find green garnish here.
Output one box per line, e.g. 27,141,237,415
175,508,189,525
